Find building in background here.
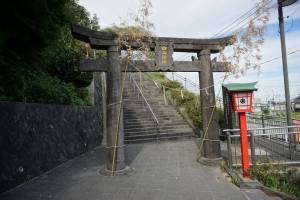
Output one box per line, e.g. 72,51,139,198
293,94,300,112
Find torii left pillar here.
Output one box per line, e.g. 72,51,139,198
102,45,126,174
198,49,222,164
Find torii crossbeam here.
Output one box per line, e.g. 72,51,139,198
71,24,233,173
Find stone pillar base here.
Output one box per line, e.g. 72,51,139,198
197,156,223,166
98,166,134,176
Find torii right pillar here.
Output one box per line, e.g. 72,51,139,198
198,49,222,164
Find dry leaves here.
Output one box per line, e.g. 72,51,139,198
219,0,271,77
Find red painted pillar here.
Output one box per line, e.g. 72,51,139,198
239,112,250,178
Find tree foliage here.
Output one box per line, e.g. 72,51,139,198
0,0,100,105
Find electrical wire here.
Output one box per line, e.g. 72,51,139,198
211,6,258,38
260,49,300,65
213,0,274,38
287,4,300,17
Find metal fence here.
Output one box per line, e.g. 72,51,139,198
223,125,300,168
246,113,288,129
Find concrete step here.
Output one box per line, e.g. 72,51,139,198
124,121,188,128
124,121,188,129
124,117,186,122
125,128,193,136
124,113,181,119
124,133,194,144
123,99,166,104
124,114,181,119
125,129,193,138
124,125,191,132
124,89,162,94
124,110,180,116
125,132,193,141
124,104,168,108
124,108,179,113
124,101,167,106
123,99,167,104
122,73,195,143
124,107,175,113
124,116,187,123
124,89,162,93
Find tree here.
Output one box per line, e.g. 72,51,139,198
0,0,101,105
261,107,271,115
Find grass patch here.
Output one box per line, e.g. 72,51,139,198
249,164,300,198
292,112,300,120
274,112,300,120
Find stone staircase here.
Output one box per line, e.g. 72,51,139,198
123,73,195,143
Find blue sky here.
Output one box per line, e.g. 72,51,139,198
79,0,300,102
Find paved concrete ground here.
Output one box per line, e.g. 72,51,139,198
1,139,249,200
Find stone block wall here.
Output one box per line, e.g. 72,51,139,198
0,102,102,193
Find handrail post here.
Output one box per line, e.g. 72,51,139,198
226,131,233,169
139,72,143,92
288,126,295,160
261,114,270,140
163,86,167,105
156,123,160,142
249,130,256,166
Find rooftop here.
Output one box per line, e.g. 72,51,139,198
223,82,258,92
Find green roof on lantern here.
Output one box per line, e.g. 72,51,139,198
223,82,258,92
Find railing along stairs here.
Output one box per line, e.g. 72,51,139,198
127,73,160,139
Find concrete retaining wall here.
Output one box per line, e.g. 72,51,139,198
0,101,102,193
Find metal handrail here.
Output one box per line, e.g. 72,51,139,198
128,74,159,125
224,125,300,168
223,125,300,133
247,113,299,122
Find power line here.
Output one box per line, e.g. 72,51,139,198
210,6,257,38
176,1,299,82
287,3,300,17
260,49,300,65
218,2,277,39
212,0,274,38
283,4,300,32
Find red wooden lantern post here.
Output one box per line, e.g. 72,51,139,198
223,83,257,178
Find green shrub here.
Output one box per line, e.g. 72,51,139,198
261,107,270,115
27,71,90,106
249,164,300,198
0,0,98,105
1,70,91,106
147,72,166,82
217,108,225,129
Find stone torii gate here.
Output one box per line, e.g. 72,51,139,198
71,24,233,173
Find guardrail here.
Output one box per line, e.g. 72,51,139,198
222,126,300,168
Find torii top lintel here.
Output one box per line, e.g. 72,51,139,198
71,24,233,53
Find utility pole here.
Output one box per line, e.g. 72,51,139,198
277,0,297,128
